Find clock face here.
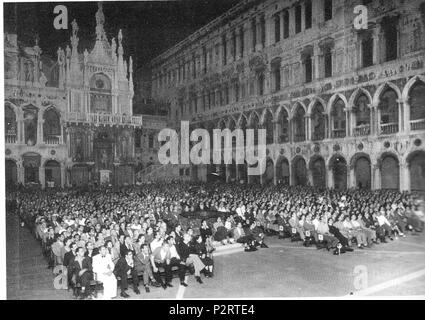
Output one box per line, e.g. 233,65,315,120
95,79,105,89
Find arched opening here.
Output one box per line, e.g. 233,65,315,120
23,105,38,146
23,152,41,184
293,104,306,142
263,110,274,144
43,108,61,144
191,165,198,181
249,113,260,145
276,156,290,185
237,161,247,184
115,165,134,186
409,80,425,131
330,155,347,191
278,108,289,143
249,161,261,184
408,151,425,193
292,156,307,186
353,154,371,189
228,159,237,182
71,164,90,187
5,159,17,187
262,158,274,184
380,154,399,190
310,156,326,189
378,88,399,134
331,98,346,138
311,103,326,141
353,93,371,136
5,104,17,143
45,160,61,187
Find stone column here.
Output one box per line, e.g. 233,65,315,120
397,99,404,133
289,161,294,186
372,162,380,190
17,161,25,185
39,165,45,189
372,31,380,65
17,117,24,144
227,34,233,64
305,115,310,141
37,109,44,145
273,164,277,185
235,29,241,60
348,164,355,188
255,16,263,51
403,99,410,134
327,166,333,189
400,162,410,192
60,163,66,188
314,46,321,80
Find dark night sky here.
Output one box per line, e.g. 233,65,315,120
6,0,242,70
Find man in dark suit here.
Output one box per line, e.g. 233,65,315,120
114,250,140,298
135,244,161,292
84,241,99,262
120,235,135,257
64,242,78,286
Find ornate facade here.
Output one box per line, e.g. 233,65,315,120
4,3,166,188
147,0,425,193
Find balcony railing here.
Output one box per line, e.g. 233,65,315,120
293,134,306,142
5,134,16,144
380,122,399,135
66,112,144,126
44,135,61,145
353,124,370,137
332,129,346,139
410,118,425,131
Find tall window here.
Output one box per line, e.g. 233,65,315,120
222,36,227,65
295,5,302,34
324,0,333,21
362,35,374,68
304,55,313,83
235,83,240,102
324,47,332,78
332,99,346,138
260,16,266,47
232,32,237,60
271,58,281,92
251,19,257,51
224,86,230,105
258,73,265,96
283,10,289,39
274,14,280,43
305,0,312,29
383,17,398,62
240,27,244,57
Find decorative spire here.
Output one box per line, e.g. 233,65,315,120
70,19,79,61
129,56,134,92
118,29,123,55
95,2,106,41
111,37,117,63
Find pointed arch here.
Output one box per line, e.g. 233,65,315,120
326,93,348,115
373,81,402,106
402,75,425,101
348,87,373,111
307,97,327,116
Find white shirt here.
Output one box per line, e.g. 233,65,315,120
169,245,180,259
376,215,390,226
150,238,163,252
92,253,115,276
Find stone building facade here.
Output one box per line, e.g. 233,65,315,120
4,3,166,188
147,0,425,193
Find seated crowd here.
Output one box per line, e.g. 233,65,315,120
7,182,424,299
